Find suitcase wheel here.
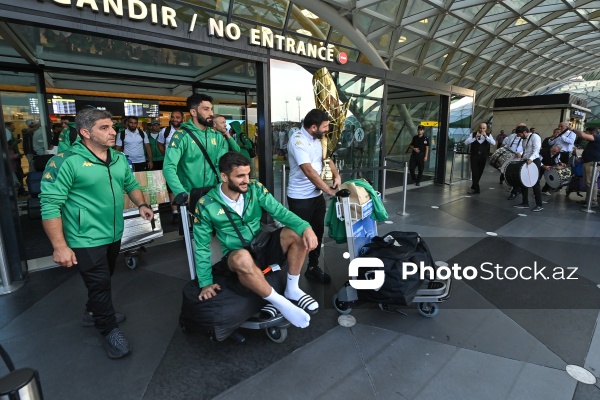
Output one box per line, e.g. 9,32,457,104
266,326,287,344
417,302,439,318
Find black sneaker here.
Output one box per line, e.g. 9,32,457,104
305,266,331,284
82,311,126,327
531,206,543,212
507,194,517,200
103,328,131,359
513,203,529,208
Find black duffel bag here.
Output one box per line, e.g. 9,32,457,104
179,260,287,342
356,231,435,306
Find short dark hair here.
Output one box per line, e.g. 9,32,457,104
171,110,183,118
187,93,214,110
61,115,75,122
52,123,62,130
4,121,13,128
75,108,113,133
586,127,598,134
515,125,529,134
219,151,250,174
417,125,425,130
127,116,138,123
303,109,330,130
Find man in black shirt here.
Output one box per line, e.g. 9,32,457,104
464,122,496,194
408,125,429,186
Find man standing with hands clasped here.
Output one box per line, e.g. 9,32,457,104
40,108,154,359
464,122,496,194
287,109,341,284
408,124,429,186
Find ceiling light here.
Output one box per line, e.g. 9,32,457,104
301,9,318,19
461,62,467,65
398,36,407,43
420,18,429,24
296,29,312,36
443,54,448,58
515,17,527,26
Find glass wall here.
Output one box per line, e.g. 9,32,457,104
385,85,441,191
447,94,474,183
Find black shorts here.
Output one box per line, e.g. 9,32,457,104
218,228,285,274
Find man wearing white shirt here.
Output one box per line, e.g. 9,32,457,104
464,122,496,194
513,125,543,212
115,116,153,171
287,109,341,284
548,121,575,164
501,130,523,187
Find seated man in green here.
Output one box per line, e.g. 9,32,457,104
193,151,319,328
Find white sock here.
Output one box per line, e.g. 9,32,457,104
264,288,310,328
284,274,319,312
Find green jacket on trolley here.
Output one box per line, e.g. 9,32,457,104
39,142,140,248
57,122,81,153
162,120,240,196
193,181,310,288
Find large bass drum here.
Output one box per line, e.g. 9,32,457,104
489,147,516,171
544,167,572,189
505,161,539,188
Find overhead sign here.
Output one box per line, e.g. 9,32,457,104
48,2,344,64
420,121,439,127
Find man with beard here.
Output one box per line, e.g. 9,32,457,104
158,110,184,223
193,152,319,328
286,109,341,284
163,94,240,205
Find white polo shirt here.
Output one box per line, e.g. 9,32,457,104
116,129,149,163
158,125,178,151
287,127,323,199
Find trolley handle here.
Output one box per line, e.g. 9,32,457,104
335,189,351,198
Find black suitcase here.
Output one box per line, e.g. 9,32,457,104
356,231,435,306
179,261,288,342
26,171,44,198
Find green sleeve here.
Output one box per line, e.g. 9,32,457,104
123,157,140,193
226,136,240,152
193,203,214,287
162,136,187,196
40,156,74,220
257,186,310,237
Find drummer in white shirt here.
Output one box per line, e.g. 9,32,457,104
512,125,543,212
502,129,524,200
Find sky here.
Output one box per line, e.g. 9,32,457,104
269,60,316,123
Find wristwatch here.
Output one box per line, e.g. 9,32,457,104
138,203,150,210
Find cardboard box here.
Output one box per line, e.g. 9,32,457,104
123,170,170,210
339,182,372,220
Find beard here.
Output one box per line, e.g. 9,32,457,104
228,180,248,194
198,115,212,127
171,120,181,128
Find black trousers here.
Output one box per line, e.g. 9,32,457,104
132,162,147,172
520,159,543,207
409,152,425,183
287,194,326,267
73,241,121,336
470,154,487,192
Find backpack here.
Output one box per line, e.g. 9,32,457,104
356,231,435,305
120,129,146,150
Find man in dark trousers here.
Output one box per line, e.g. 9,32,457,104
512,125,543,212
573,127,600,207
464,122,496,194
408,125,429,186
40,108,154,359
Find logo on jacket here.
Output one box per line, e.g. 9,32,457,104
171,142,177,147
57,153,64,157
43,172,53,180
211,138,217,145
217,208,225,215
48,161,57,168
83,161,93,167
172,134,179,139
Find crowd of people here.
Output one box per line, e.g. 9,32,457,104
466,121,600,212
36,95,340,359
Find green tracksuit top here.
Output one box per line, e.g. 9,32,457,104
147,132,164,162
193,181,311,287
57,122,81,153
162,120,240,195
40,142,140,248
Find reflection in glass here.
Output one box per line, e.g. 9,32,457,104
447,95,473,183
232,0,289,28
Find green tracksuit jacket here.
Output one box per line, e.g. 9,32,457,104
162,120,240,196
193,181,310,287
57,122,81,153
40,142,140,248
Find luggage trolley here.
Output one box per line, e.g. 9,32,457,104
178,199,291,344
120,205,163,270
332,189,452,317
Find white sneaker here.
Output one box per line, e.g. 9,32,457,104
541,191,551,196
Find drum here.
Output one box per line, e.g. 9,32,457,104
505,161,539,188
489,147,516,171
544,167,572,189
